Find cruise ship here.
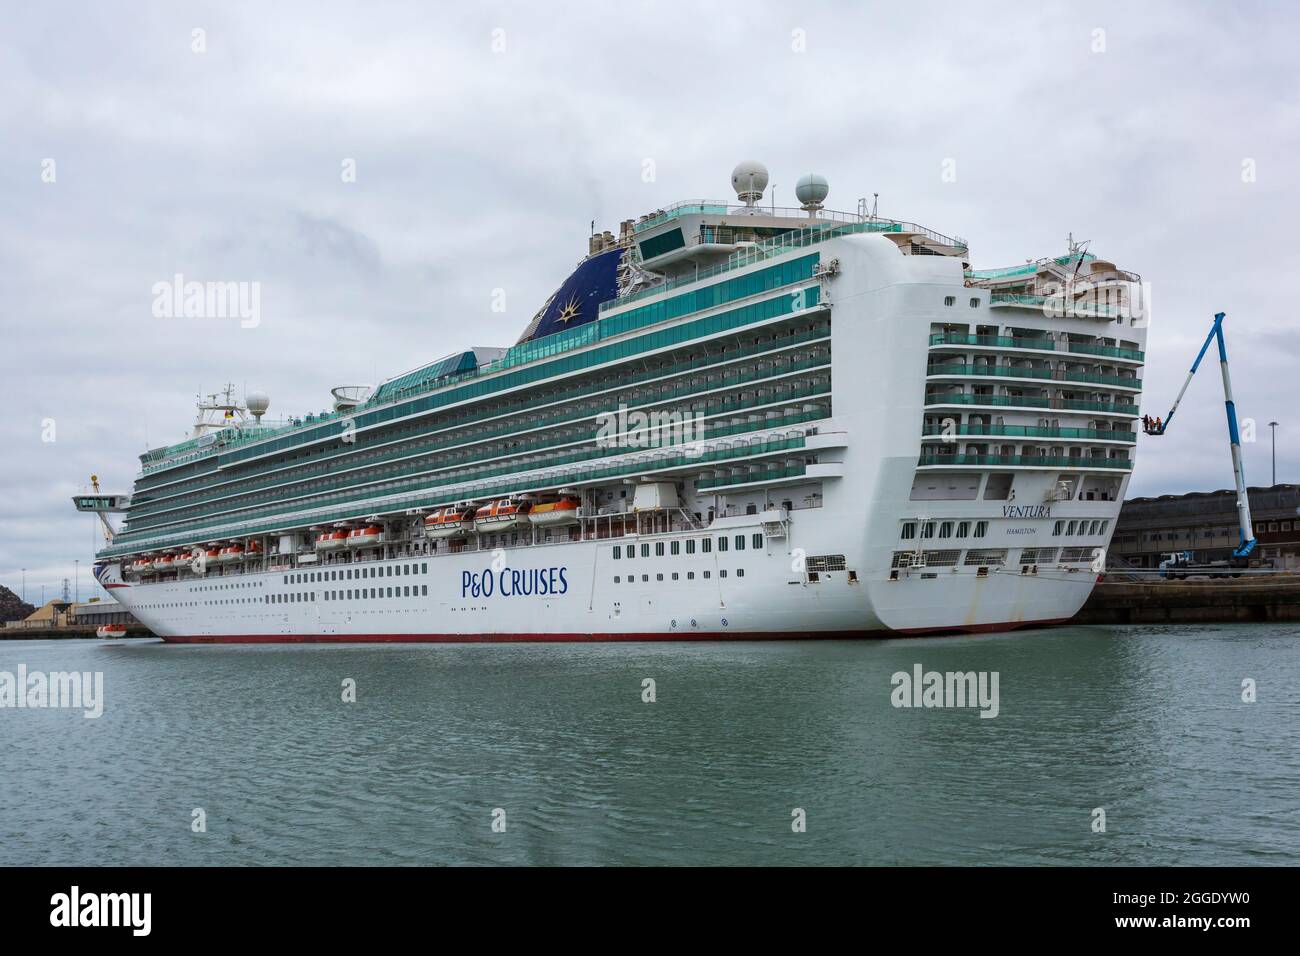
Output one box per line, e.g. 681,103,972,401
76,162,1147,642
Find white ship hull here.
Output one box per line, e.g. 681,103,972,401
98,495,1103,644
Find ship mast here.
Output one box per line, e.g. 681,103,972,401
192,382,249,438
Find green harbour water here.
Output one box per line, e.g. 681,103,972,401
1,623,1297,866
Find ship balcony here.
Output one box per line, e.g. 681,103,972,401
695,459,814,492
923,392,1140,416
920,424,1136,444
928,332,1144,364
916,452,1133,470
925,362,1142,391
988,293,1127,320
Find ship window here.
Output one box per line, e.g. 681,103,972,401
671,541,681,555
753,533,763,549
641,544,650,557
656,573,663,581
1067,520,1077,535
1053,521,1063,536
422,586,428,596
404,587,410,597
686,540,696,555
656,543,665,556
718,537,729,552
422,563,428,573
735,535,745,550
956,521,970,538
614,546,621,559
921,522,936,539
737,569,745,577
969,297,980,308
672,572,679,580
901,522,917,539
703,571,711,579
642,574,649,582
939,521,954,538
614,576,620,583
944,296,956,307
688,571,695,580
974,521,988,538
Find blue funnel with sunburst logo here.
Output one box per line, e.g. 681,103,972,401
517,246,623,344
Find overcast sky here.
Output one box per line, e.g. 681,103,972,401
3,0,1299,602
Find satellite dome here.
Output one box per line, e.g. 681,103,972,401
731,161,769,205
795,173,830,210
245,391,270,420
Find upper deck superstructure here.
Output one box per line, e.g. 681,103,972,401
84,162,1147,641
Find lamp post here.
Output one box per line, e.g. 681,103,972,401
1269,421,1279,486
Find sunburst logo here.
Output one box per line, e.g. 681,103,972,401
556,295,582,323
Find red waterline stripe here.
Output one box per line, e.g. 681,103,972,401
159,620,1068,644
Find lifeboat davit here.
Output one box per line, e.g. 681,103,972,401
316,530,349,551
346,525,385,549
130,557,153,574
528,496,581,527
424,506,474,539
96,623,127,639
473,498,532,533
217,544,244,564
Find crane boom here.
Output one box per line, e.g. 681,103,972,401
1144,312,1256,558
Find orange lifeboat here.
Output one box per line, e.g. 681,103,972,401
316,530,349,552
246,540,263,556
473,498,532,533
154,553,175,572
130,556,153,574
346,525,385,549
424,506,474,539
96,623,127,639
217,544,245,564
528,496,581,528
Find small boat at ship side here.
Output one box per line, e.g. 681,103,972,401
217,544,244,564
528,496,581,527
346,525,385,549
425,506,475,539
474,498,531,533
315,530,349,551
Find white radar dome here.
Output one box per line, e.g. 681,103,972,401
731,161,769,205
245,391,270,419
795,173,830,209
